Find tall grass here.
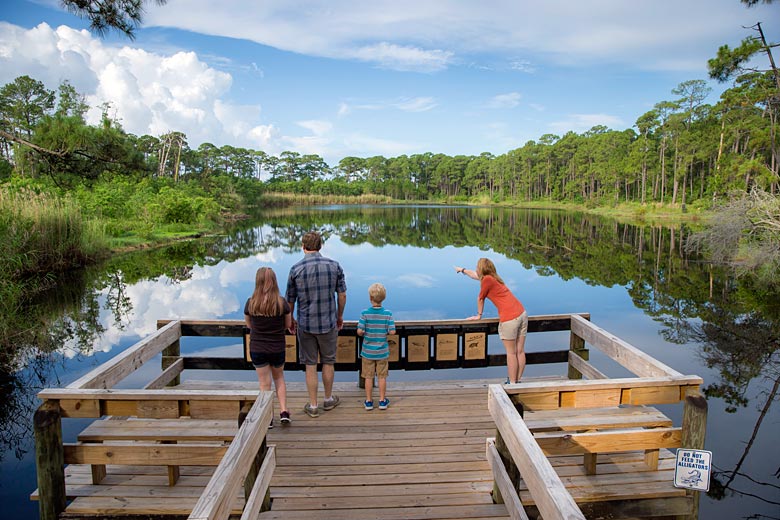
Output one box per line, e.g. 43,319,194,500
260,192,394,206
0,188,108,280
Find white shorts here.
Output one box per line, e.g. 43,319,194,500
498,311,528,340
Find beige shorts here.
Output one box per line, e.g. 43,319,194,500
498,311,528,340
362,358,389,379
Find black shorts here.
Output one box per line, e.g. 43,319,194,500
250,350,285,368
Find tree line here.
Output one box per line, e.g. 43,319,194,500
1,22,778,208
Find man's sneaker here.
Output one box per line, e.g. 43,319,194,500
268,418,274,429
280,410,291,424
303,403,319,418
378,398,390,410
504,377,511,385
323,395,340,411
364,400,374,410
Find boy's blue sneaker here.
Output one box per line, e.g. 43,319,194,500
378,398,390,410
364,400,374,410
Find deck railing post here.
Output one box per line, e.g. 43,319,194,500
34,400,66,520
568,326,588,380
679,389,708,520
492,430,521,504
239,401,271,512
161,336,181,387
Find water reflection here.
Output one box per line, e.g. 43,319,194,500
1,206,778,518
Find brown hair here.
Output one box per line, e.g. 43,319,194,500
368,283,386,304
248,267,286,316
302,231,322,251
476,257,505,285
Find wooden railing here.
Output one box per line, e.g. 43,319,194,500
158,313,590,374
487,314,708,520
488,384,586,520
188,394,275,520
34,320,281,520
34,313,707,520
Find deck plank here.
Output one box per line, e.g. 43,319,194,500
54,377,689,519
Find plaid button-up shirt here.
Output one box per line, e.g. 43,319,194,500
286,252,347,334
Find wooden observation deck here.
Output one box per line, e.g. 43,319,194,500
32,314,707,520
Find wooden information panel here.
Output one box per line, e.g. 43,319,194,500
285,335,297,363
336,336,356,363
387,335,400,362
435,334,458,361
407,335,430,363
464,332,486,360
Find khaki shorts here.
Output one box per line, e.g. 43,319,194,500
498,311,528,340
362,358,389,379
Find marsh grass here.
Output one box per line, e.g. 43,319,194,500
260,192,394,206
0,188,108,280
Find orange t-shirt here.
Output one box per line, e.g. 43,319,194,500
478,275,524,322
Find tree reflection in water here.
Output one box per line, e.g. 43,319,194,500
0,206,777,511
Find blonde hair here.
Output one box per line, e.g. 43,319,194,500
476,258,505,285
368,283,387,304
248,267,286,316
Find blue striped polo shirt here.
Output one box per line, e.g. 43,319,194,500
358,306,396,359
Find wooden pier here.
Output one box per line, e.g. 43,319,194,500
32,314,706,520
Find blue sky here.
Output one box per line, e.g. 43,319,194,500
1,0,778,166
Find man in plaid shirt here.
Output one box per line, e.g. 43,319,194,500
286,231,347,418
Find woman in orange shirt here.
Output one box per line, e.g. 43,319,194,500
455,258,528,384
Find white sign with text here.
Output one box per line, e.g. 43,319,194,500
674,449,712,492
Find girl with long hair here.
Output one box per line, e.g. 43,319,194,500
454,258,528,384
244,267,292,424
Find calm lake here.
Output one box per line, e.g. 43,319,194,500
1,205,778,519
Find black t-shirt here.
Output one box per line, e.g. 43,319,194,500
244,298,291,354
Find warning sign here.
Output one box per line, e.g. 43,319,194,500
674,449,712,492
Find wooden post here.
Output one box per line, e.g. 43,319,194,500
679,390,707,520
568,329,588,380
239,401,271,512
162,337,181,387
34,400,66,520
492,431,521,504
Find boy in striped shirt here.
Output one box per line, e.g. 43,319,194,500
357,283,396,410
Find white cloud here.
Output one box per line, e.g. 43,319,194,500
486,92,521,109
549,114,625,133
510,60,536,73
297,120,333,135
392,97,437,112
145,0,773,73
351,42,453,72
0,22,287,152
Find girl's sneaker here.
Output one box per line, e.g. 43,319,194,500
378,398,390,410
280,410,291,424
364,400,374,410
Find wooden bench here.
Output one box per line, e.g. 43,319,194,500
524,405,673,432
524,405,678,475
78,418,238,442
76,418,238,486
